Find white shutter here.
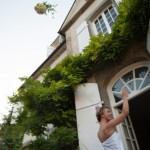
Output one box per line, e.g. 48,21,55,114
74,83,104,150
77,21,90,53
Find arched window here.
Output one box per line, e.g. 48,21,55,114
112,66,150,103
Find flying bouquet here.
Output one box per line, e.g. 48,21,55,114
34,2,56,15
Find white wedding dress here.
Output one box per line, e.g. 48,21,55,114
102,132,125,150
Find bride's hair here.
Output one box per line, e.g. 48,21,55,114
95,106,109,122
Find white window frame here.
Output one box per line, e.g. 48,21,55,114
93,5,118,35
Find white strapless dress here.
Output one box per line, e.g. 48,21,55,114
102,132,125,150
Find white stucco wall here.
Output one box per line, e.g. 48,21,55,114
50,50,68,69
75,83,104,150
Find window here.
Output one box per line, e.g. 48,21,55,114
94,6,117,35
117,109,140,150
112,66,150,103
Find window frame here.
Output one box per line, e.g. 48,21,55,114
93,4,118,35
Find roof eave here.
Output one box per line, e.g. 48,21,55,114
58,0,95,35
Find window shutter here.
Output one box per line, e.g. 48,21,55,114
77,21,90,53
74,83,103,150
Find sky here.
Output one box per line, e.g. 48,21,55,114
0,0,74,122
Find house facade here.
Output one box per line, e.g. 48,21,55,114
24,0,150,149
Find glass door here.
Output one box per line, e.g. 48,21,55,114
116,108,140,150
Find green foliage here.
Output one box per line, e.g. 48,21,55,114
49,127,78,150
28,127,78,150
43,55,91,87
115,0,150,37
28,137,49,150
9,77,77,136
0,114,23,150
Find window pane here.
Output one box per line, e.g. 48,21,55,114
105,10,108,14
110,10,117,19
126,139,133,150
105,13,110,18
123,125,129,137
95,20,98,24
101,23,106,28
113,93,122,102
99,19,104,24
128,127,134,139
109,7,117,19
95,16,108,34
112,13,117,19
132,141,138,150
135,67,148,78
109,21,114,28
96,26,101,32
127,81,134,91
141,71,150,89
97,28,101,33
104,6,117,28
98,15,102,20
126,117,131,126
102,27,108,34
95,22,99,28
107,17,112,23
110,8,115,14
122,71,133,82
135,79,142,90
112,79,124,92
95,22,101,33
97,27,101,31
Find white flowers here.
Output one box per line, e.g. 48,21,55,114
34,3,47,15
34,2,56,15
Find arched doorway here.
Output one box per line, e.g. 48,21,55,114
128,90,150,150
108,61,150,150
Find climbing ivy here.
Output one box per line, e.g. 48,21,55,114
83,0,150,63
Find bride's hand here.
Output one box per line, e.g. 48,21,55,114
122,87,128,97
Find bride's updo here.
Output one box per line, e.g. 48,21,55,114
95,106,109,122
